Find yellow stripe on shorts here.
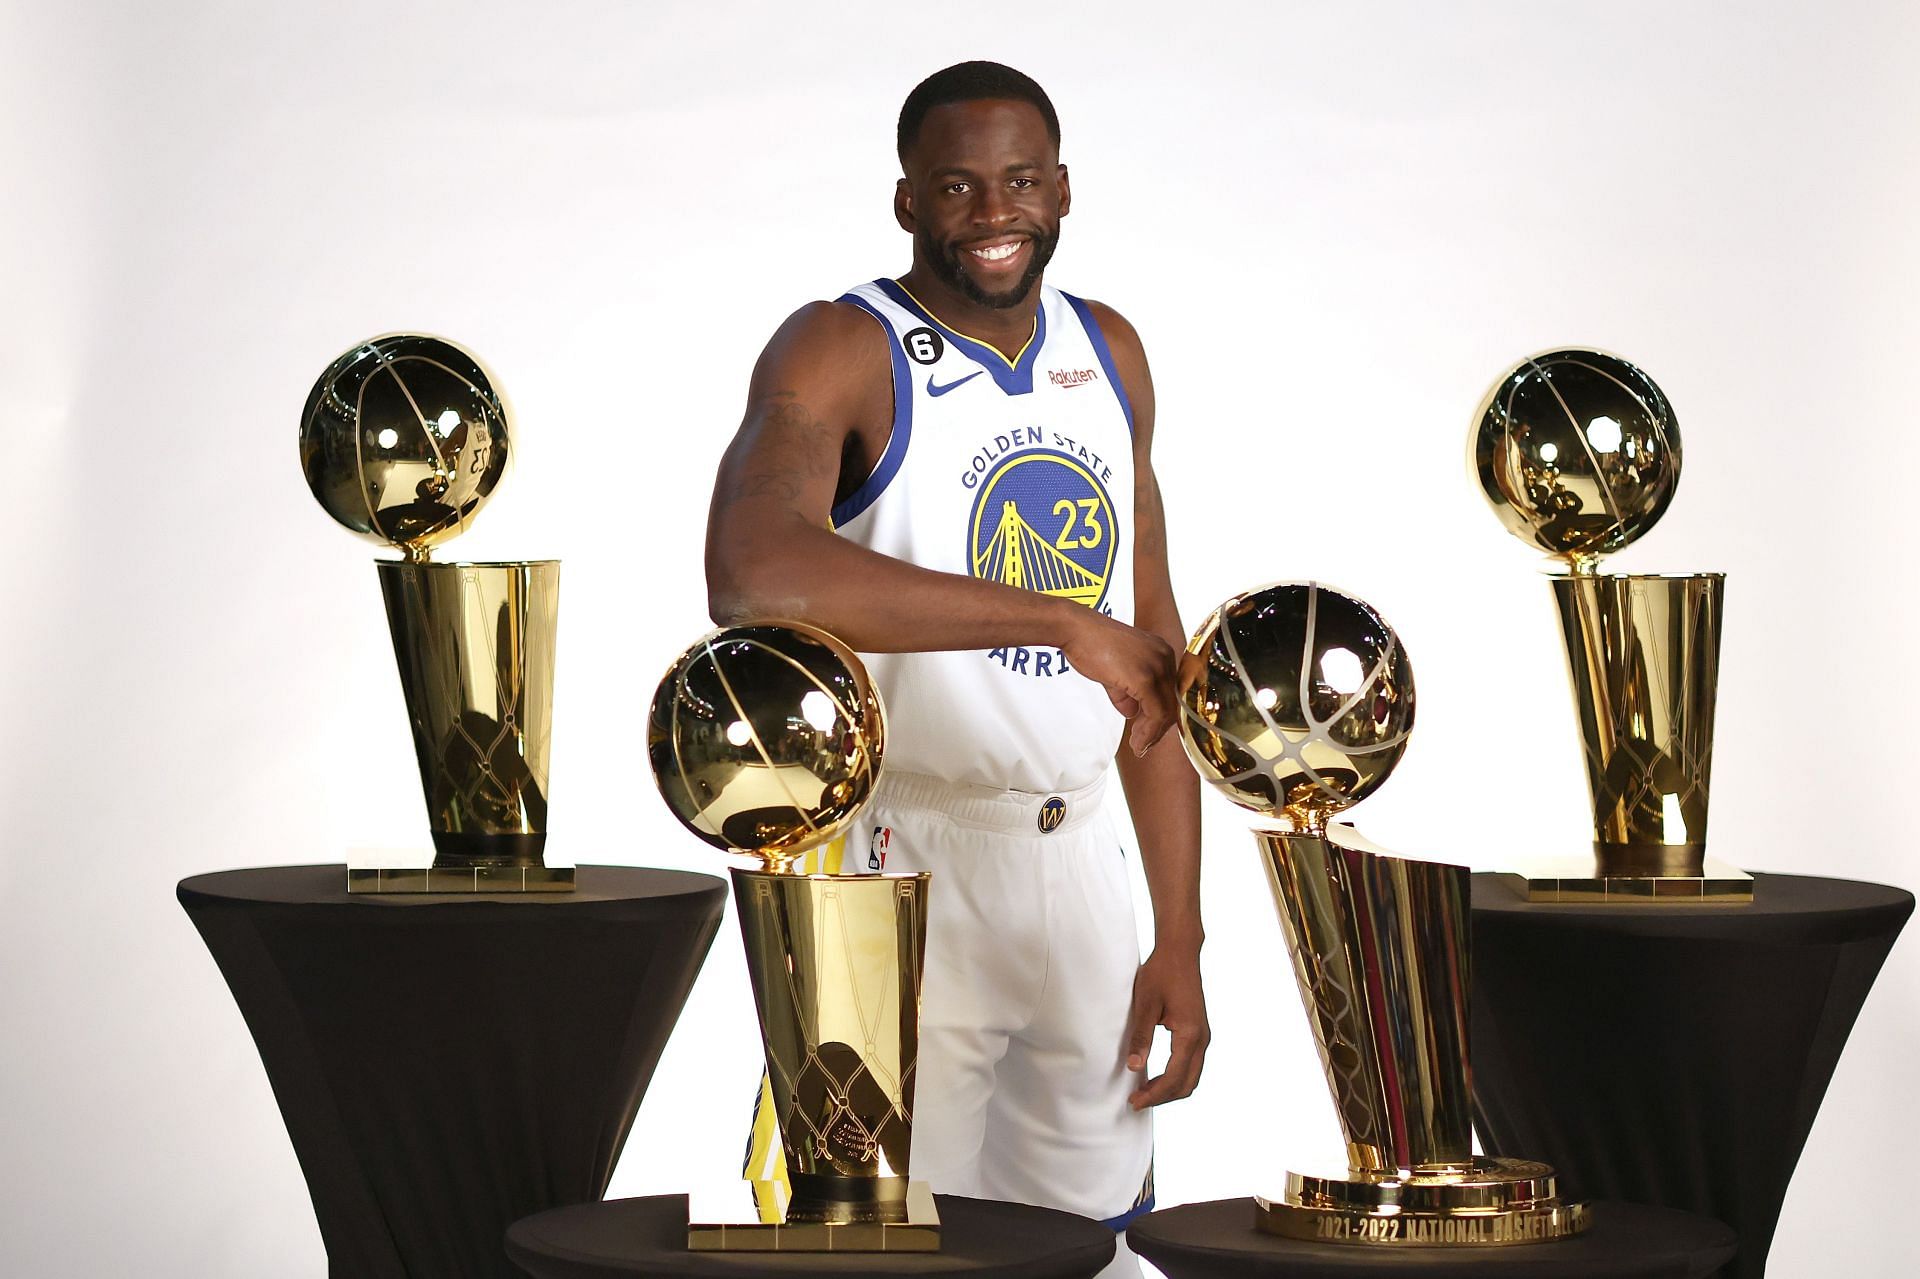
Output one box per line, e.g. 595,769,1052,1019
744,1072,788,1222
794,834,846,876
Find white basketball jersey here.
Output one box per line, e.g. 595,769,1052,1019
831,278,1137,794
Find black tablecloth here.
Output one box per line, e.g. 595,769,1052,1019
1127,1199,1736,1278
1470,872,1911,1279
180,864,727,1279
505,1193,1118,1278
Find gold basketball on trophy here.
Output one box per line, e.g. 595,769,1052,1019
1470,348,1679,567
1180,582,1413,833
300,333,511,559
648,622,887,873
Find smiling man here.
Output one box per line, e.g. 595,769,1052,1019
706,61,1205,1273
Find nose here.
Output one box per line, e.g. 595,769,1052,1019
971,184,1016,229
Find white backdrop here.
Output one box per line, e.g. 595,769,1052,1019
4,1,1917,1274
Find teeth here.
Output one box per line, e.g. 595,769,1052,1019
972,241,1021,261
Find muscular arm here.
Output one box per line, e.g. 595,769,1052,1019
705,301,1179,752
1091,302,1210,1108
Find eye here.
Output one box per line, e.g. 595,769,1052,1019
944,181,972,196
1009,177,1036,190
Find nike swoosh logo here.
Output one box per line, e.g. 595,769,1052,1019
927,371,983,397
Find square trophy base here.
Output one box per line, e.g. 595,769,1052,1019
1256,1157,1590,1247
345,849,576,894
1499,857,1753,904
687,1181,940,1252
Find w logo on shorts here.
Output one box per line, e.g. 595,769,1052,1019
869,825,892,870
1038,796,1067,833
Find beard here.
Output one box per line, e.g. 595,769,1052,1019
917,224,1059,309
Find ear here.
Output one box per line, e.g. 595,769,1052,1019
894,178,916,233
1056,164,1071,218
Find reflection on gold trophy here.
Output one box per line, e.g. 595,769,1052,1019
1180,582,1588,1245
1472,349,1748,902
648,624,938,1251
300,334,571,893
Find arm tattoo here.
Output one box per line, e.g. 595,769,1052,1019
761,395,838,480
731,472,804,503
719,393,839,508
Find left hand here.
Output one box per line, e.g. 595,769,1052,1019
1124,944,1210,1109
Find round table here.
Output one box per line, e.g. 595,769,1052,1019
1128,1199,1737,1278
1470,872,1911,1279
179,863,727,1279
505,1194,1117,1277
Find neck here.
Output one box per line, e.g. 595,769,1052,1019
897,263,1042,356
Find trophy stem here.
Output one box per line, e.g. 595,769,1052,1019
1256,832,1474,1174
376,560,559,870
1551,572,1723,879
730,869,930,1225
1254,831,1588,1244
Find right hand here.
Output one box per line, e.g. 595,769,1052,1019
1061,608,1180,756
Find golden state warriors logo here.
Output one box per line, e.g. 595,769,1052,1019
968,448,1116,614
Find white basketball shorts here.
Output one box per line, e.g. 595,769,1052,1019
869,771,1158,1270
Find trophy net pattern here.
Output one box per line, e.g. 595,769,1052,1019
1556,575,1721,857
1264,838,1387,1160
1262,836,1477,1175
742,876,924,1182
381,563,554,844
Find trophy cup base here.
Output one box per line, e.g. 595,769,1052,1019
1499,856,1753,904
346,865,576,894
344,848,576,894
1256,1157,1590,1246
687,1180,940,1251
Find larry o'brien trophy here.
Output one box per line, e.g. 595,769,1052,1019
1180,582,1588,1246
300,333,570,893
648,623,938,1251
1472,349,1748,902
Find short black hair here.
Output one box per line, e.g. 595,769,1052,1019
897,61,1060,165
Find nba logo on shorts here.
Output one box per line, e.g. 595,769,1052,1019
1038,796,1067,833
869,825,892,870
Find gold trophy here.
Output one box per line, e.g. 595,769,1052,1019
1472,349,1748,902
300,334,571,893
1180,581,1588,1246
648,623,939,1251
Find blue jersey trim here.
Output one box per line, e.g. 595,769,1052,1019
1061,292,1135,436
875,278,1045,396
829,294,912,527
1101,1192,1156,1231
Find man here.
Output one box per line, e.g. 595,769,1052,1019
705,61,1206,1271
